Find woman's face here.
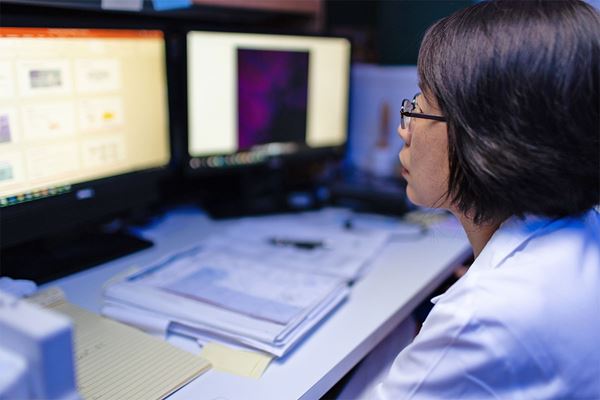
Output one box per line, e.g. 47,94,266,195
398,92,451,209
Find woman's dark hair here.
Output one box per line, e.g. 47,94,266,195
418,0,600,224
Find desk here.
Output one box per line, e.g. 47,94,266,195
45,207,470,400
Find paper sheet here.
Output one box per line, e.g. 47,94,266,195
200,342,273,379
129,245,345,325
29,288,210,400
206,213,390,280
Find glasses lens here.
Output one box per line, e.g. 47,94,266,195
401,99,412,130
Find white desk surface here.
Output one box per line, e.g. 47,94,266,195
46,207,470,400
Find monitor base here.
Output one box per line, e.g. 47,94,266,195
203,193,315,219
1,230,152,284
199,164,323,219
329,171,411,216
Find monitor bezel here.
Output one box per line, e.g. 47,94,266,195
0,5,175,249
182,26,351,176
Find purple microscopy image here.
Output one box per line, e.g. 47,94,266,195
237,48,309,150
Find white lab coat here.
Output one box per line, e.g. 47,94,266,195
359,209,600,399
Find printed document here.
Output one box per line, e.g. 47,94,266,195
205,214,390,280
128,246,345,325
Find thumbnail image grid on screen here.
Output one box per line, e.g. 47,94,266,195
0,27,171,207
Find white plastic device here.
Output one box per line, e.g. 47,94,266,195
0,290,80,400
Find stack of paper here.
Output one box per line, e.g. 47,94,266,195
103,245,349,357
102,210,390,357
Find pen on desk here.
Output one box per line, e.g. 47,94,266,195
268,237,325,250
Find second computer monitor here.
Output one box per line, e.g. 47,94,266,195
186,31,350,170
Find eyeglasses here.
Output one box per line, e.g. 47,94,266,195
400,93,446,130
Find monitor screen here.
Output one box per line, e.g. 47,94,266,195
186,31,350,170
0,27,170,208
0,26,171,250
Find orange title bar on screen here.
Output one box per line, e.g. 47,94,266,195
0,27,163,39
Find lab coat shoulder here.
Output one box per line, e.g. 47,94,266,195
377,277,530,399
377,210,600,400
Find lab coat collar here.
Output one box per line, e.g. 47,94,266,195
430,211,597,305
430,215,556,305
474,214,558,271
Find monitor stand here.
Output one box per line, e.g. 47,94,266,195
201,165,315,219
1,229,152,284
329,169,410,216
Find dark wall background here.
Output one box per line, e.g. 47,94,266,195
326,0,472,64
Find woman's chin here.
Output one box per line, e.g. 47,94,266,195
405,186,421,206
405,187,446,210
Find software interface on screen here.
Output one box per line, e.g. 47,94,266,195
0,28,171,207
187,31,350,168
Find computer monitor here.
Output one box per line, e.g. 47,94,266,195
186,30,351,171
0,24,171,281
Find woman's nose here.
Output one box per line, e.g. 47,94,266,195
398,123,410,145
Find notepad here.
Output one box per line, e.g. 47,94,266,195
29,288,210,400
200,342,273,379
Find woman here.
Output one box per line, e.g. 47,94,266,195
341,1,600,398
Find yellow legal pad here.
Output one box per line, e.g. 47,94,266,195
29,288,211,400
201,342,273,379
